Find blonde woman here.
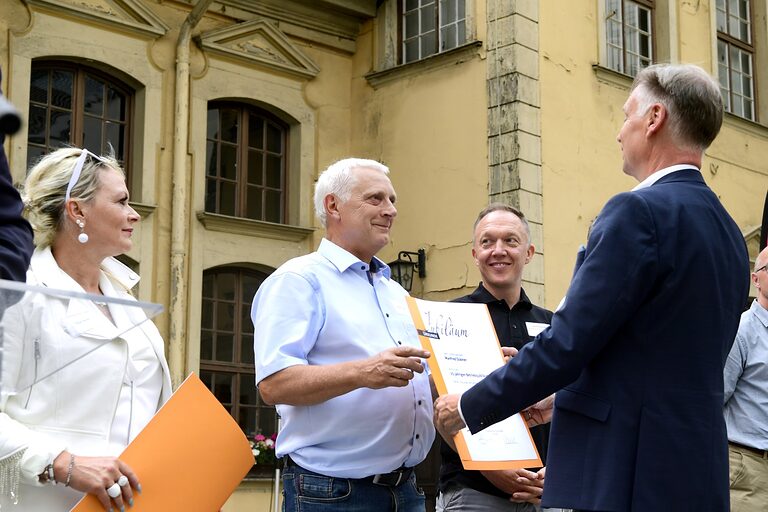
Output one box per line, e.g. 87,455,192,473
0,147,171,511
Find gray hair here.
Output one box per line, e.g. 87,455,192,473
473,203,531,243
313,158,390,227
631,64,723,152
22,147,123,248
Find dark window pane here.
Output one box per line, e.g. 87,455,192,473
266,123,282,153
458,0,465,19
218,273,236,297
207,108,220,140
421,4,436,32
240,374,258,405
248,151,264,185
246,186,263,220
106,87,125,121
28,106,47,145
30,70,49,104
202,273,214,298
241,304,254,335
265,155,282,189
258,406,277,434
82,116,102,154
215,333,234,362
216,302,235,332
49,110,71,145
51,71,73,109
200,330,213,360
405,39,419,62
219,182,237,216
441,0,456,24
84,76,104,116
241,334,254,365
249,116,264,149
206,141,217,177
239,407,256,434
105,122,125,160
422,31,437,57
220,144,237,180
200,370,213,388
405,0,418,11
242,274,262,303
26,146,45,170
221,109,239,143
457,20,466,44
213,372,233,403
205,178,217,212
265,189,282,223
405,12,419,37
202,299,214,328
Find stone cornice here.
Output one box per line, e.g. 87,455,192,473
197,211,315,242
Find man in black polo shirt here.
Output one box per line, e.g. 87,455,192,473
436,203,565,512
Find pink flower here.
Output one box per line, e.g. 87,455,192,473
254,434,266,442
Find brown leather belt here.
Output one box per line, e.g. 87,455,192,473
730,441,768,459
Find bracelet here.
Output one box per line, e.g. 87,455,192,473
65,454,75,487
39,463,55,484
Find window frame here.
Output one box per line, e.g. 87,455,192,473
205,102,289,223
604,0,656,77
199,267,277,476
27,61,133,186
398,0,467,64
716,0,757,121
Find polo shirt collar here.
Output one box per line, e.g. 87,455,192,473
750,299,768,328
469,282,533,310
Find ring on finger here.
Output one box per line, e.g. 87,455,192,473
117,475,129,487
107,483,121,499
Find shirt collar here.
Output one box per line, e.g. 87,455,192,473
632,164,699,191
317,238,391,278
31,246,140,292
469,282,533,310
750,299,768,328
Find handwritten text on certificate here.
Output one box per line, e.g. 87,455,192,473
406,297,541,469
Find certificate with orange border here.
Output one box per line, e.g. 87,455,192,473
406,296,541,470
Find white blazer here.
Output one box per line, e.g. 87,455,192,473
0,247,172,511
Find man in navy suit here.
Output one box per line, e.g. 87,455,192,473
434,63,750,511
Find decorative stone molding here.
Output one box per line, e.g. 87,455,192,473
197,211,314,242
129,201,156,219
26,0,168,37
196,19,320,79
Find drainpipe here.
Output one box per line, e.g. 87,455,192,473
169,0,213,387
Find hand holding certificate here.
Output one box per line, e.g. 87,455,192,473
406,297,541,470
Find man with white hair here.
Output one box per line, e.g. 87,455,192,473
252,158,434,511
434,64,750,510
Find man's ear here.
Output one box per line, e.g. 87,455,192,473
646,103,667,136
324,194,340,222
524,243,535,264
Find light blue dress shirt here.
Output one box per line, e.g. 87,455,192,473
252,238,435,478
723,299,768,450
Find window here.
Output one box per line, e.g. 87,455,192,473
205,103,288,222
605,0,654,77
717,0,755,121
401,0,466,64
27,62,132,174
199,267,276,474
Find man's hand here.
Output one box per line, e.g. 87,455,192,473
481,467,541,498
522,394,555,426
501,346,518,363
433,394,466,438
510,466,546,505
360,346,430,389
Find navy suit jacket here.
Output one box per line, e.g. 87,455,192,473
0,132,33,282
461,169,749,511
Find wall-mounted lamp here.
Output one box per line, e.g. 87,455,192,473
388,249,426,292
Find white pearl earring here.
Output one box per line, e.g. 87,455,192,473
76,219,89,244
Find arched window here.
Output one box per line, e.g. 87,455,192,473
200,266,277,475
205,102,288,222
27,61,133,178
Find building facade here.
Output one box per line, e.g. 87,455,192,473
1,0,765,509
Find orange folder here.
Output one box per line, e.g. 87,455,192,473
72,373,255,511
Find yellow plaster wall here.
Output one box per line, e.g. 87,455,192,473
349,20,490,300
539,0,768,310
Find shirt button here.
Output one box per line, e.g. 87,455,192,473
415,434,420,439
385,313,390,317
397,341,402,345
418,400,422,405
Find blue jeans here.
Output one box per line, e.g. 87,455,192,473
282,462,425,511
